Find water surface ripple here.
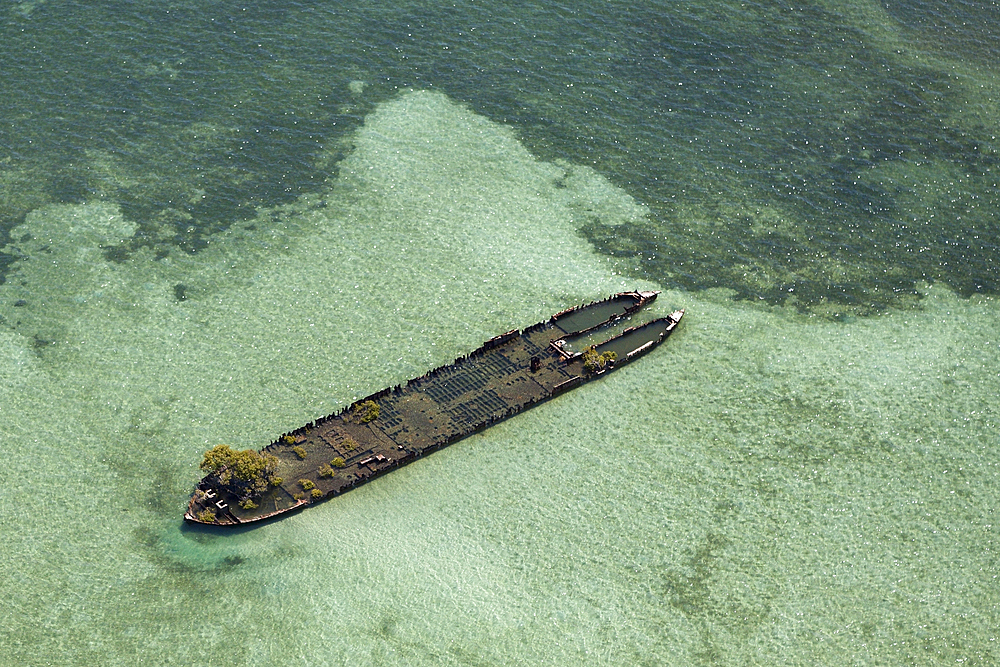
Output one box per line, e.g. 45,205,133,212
0,2,998,665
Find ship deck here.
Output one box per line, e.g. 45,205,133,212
185,292,681,525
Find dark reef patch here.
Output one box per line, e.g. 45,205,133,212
1,0,997,315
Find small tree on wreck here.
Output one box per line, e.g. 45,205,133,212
200,445,280,501
582,346,617,373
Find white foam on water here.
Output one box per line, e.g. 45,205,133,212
0,91,997,665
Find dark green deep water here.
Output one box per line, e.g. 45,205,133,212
3,0,998,313
1,1,998,665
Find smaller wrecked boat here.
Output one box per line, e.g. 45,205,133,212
185,291,683,526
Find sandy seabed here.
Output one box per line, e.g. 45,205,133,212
0,91,996,666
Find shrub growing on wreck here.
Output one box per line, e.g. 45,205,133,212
299,478,315,491
351,400,380,423
199,444,280,501
292,446,308,459
310,488,323,499
239,499,258,510
196,509,216,523
582,346,617,373
331,457,346,468
318,464,334,478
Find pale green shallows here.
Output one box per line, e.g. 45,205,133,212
0,90,996,665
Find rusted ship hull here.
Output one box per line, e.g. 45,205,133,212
185,291,683,526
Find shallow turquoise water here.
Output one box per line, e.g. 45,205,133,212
0,2,998,665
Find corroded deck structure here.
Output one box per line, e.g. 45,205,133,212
185,292,683,526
